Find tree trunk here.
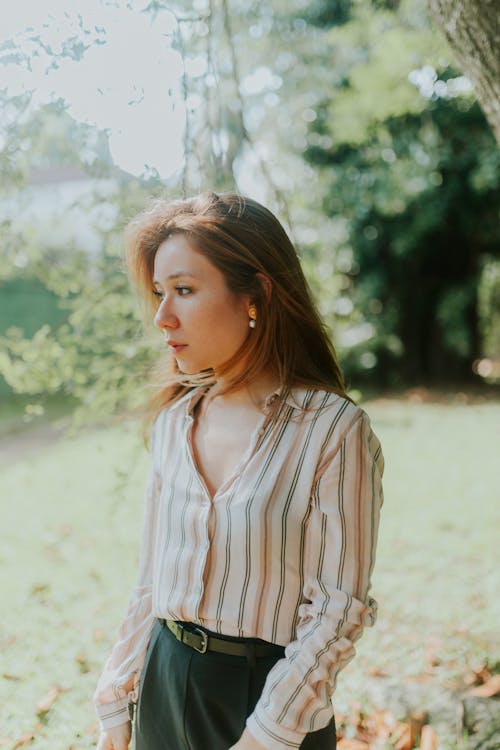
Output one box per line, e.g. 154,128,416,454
427,0,500,143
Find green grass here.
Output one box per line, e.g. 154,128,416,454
0,394,77,439
0,398,499,749
344,399,500,721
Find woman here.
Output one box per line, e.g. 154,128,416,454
94,192,384,750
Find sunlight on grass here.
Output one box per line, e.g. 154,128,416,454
0,399,498,748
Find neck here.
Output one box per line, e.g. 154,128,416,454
205,370,281,410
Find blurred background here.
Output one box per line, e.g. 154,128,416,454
0,1,498,749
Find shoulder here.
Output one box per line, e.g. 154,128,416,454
288,385,367,435
290,386,382,470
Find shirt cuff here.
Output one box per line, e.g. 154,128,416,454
246,706,306,750
96,697,131,730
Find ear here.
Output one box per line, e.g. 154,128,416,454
256,272,272,303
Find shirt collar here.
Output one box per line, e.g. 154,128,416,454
185,383,311,418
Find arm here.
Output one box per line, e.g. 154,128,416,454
245,412,384,750
93,442,162,731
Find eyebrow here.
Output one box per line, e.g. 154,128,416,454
152,272,197,285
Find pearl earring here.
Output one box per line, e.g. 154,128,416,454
248,305,257,328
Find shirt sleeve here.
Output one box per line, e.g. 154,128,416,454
93,427,162,731
246,410,384,750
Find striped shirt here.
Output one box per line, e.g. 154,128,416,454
94,384,384,749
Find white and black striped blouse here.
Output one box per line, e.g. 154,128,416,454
95,384,384,750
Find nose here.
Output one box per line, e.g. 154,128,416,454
154,298,178,330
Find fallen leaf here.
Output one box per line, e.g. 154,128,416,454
409,711,427,727
463,672,478,686
75,654,91,674
404,711,427,747
425,636,444,668
367,667,389,677
463,663,492,686
403,673,435,684
467,674,500,697
393,722,413,750
333,712,349,726
363,709,396,739
337,740,369,750
36,685,63,715
30,583,50,595
12,733,35,748
420,724,438,750
349,701,362,729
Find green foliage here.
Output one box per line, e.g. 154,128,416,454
310,95,499,385
322,11,444,144
1,325,67,394
1,0,498,419
296,0,500,386
298,0,352,28
0,217,160,421
478,260,500,360
0,279,66,338
0,102,167,421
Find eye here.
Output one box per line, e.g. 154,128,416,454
152,289,164,299
175,285,192,296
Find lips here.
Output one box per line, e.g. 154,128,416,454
167,340,187,354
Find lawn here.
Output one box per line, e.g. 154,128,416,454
0,396,498,749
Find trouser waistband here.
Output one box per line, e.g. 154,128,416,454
161,619,285,659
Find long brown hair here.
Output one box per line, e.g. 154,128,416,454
125,191,351,425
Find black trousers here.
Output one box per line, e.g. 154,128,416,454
134,619,336,750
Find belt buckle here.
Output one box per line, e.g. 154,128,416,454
190,625,208,654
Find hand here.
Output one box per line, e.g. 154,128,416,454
96,721,132,750
229,727,268,750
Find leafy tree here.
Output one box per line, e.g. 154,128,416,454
283,0,500,386
1,0,498,422
0,100,165,421
307,90,499,385
0,4,306,420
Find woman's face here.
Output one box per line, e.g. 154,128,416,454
152,233,251,374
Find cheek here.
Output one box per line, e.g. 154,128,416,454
204,291,247,327
207,305,248,346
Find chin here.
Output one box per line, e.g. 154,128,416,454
177,360,216,378
176,359,202,375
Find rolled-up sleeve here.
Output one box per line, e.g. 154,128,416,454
93,431,162,730
246,411,384,750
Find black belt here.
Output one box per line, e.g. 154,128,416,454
162,619,285,658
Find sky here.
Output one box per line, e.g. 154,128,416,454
0,0,188,178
